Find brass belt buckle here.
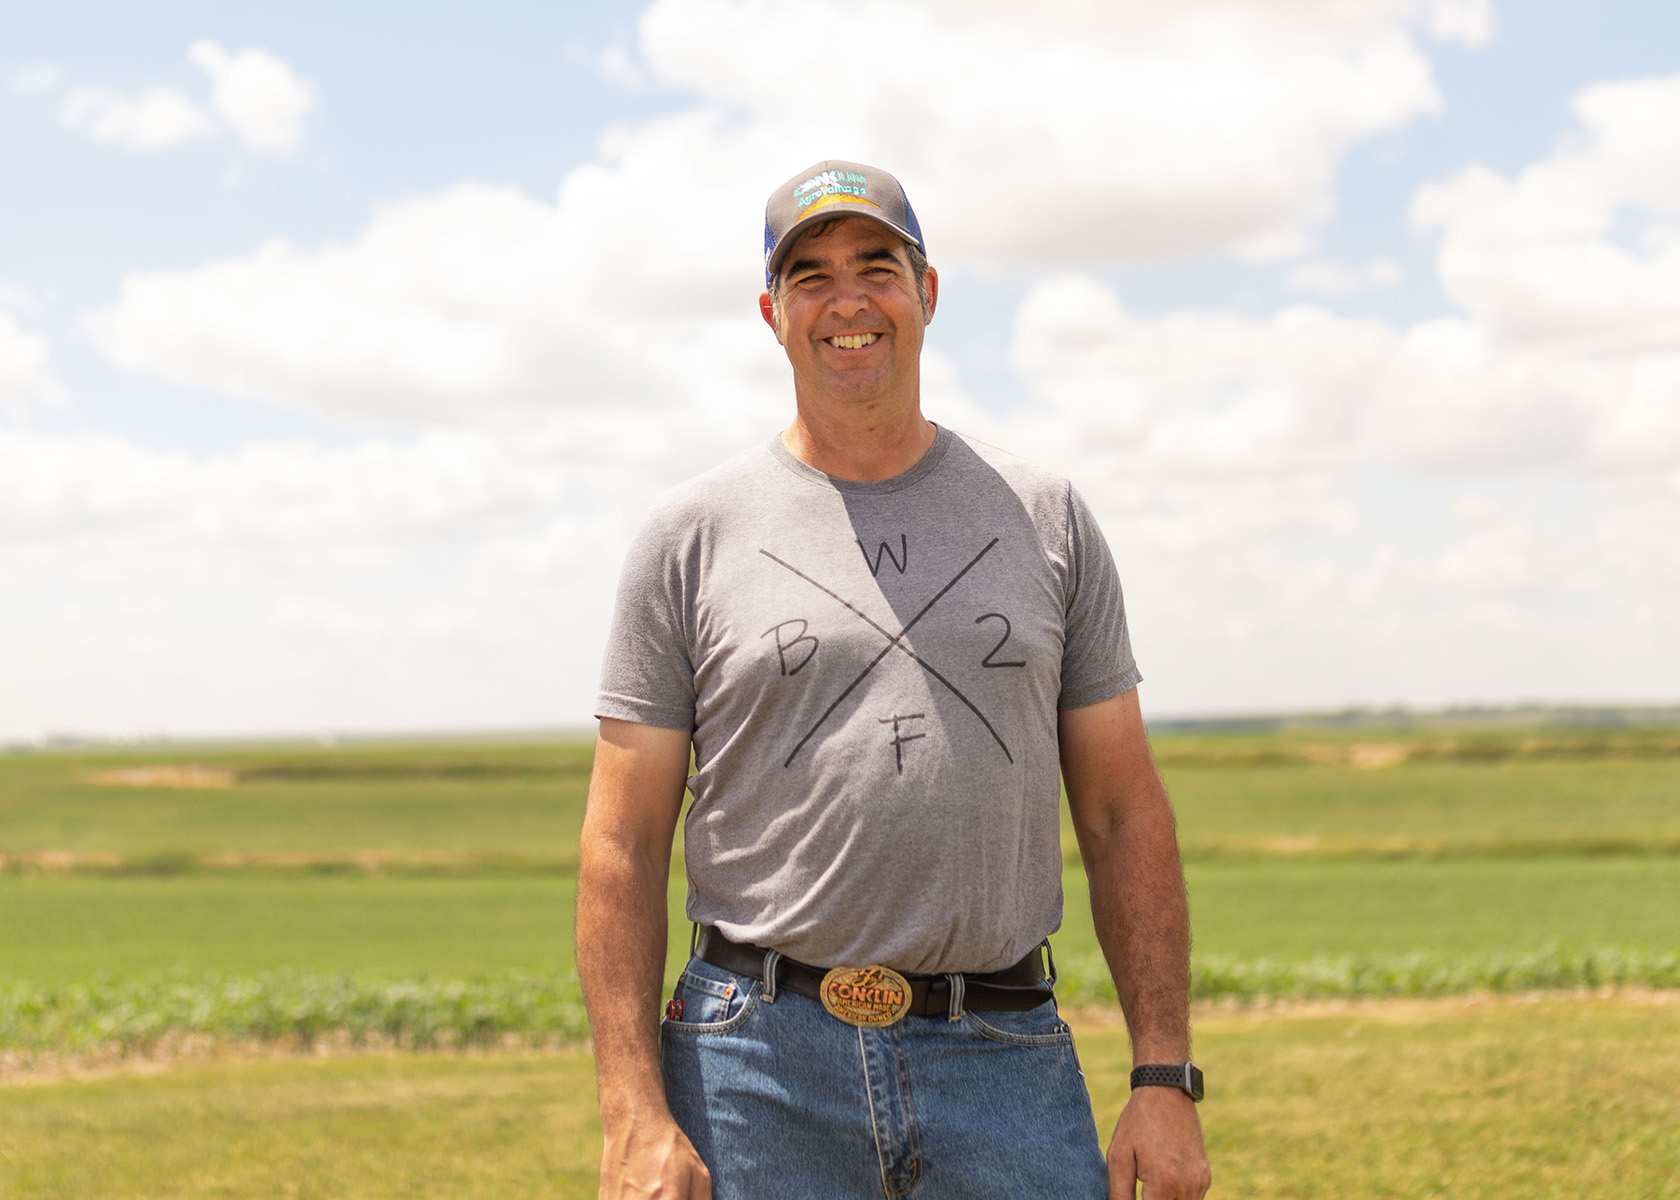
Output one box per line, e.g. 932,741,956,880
819,964,914,1027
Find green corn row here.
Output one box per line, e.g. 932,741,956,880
1057,945,1680,1007
4,947,1677,1058
0,972,590,1056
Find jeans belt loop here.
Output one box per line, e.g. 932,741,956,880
945,972,965,1021
761,949,783,1002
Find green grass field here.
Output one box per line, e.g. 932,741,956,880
0,876,577,984
4,731,1677,992
2,726,1677,1196
5,997,1676,1199
1170,758,1680,851
6,855,1679,989
7,730,1678,864
0,742,590,860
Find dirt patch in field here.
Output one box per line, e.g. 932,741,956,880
84,765,236,789
1177,830,1680,860
0,850,126,872
0,1032,592,1086
1063,986,1680,1031
1349,742,1408,768
0,849,578,876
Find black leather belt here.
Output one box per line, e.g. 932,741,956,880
693,925,1055,1016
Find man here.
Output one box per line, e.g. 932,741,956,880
577,159,1211,1199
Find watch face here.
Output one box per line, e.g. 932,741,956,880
1186,1063,1205,1102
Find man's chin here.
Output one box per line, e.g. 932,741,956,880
810,369,896,405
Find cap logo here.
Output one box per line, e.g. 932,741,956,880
794,169,871,210
799,191,882,218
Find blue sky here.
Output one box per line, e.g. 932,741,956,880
3,1,1678,739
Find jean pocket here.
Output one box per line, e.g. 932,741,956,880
965,997,1074,1047
661,957,759,1035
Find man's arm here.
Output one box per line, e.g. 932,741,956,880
1059,687,1211,1200
576,717,711,1199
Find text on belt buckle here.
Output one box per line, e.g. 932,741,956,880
820,964,914,1027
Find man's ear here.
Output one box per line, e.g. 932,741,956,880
922,265,939,324
758,291,783,343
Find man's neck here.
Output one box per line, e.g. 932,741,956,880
781,402,937,483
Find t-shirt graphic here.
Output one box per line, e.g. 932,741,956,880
597,427,1139,973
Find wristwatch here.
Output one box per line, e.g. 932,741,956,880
1130,1062,1204,1102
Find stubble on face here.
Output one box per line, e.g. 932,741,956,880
771,217,931,412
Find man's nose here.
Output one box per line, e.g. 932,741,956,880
828,275,871,317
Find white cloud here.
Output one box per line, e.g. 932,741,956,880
1392,70,1680,471
0,424,645,737
188,40,315,156
1425,0,1493,45
47,43,312,156
1287,258,1404,295
1011,276,1394,477
86,116,790,432
88,187,573,425
995,149,1680,707
41,14,1680,733
0,313,65,413
10,63,61,96
85,1,1467,433
60,85,214,151
1413,72,1680,357
635,0,1456,267
1010,259,1680,491
597,45,644,88
0,281,38,313
996,68,1680,487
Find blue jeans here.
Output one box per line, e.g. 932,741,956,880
661,954,1109,1199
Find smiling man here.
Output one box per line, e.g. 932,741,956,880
577,160,1211,1200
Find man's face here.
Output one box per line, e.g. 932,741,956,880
760,216,937,408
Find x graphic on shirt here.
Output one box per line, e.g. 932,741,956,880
758,538,1014,768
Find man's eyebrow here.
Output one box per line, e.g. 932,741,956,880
784,246,905,278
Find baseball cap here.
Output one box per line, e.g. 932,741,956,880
763,159,926,286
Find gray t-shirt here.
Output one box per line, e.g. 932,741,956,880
596,426,1140,973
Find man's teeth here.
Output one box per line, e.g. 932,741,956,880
828,333,880,349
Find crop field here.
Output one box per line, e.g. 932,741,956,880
2,723,1677,1196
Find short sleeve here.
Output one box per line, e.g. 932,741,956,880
1057,483,1142,710
594,511,699,730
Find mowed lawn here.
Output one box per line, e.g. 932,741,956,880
4,996,1676,1199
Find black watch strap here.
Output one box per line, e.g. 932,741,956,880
1130,1062,1204,1102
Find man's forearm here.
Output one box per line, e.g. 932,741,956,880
1080,790,1192,1062
577,835,676,1122
1060,691,1193,1064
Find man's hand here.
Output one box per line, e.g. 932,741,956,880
1107,1087,1211,1199
599,1113,712,1199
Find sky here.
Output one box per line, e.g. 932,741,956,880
3,0,1678,741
